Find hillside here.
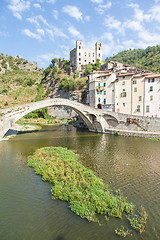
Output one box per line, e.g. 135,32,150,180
107,45,160,73
0,55,88,116
0,54,42,109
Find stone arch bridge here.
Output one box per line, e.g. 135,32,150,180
0,98,129,138
1,98,159,138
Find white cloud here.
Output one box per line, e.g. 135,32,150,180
53,27,68,38
33,3,41,9
68,26,84,39
62,5,83,21
124,20,143,31
22,29,41,40
104,15,122,31
138,29,160,44
91,0,103,4
37,28,45,35
150,4,160,22
37,53,55,61
84,15,90,21
128,3,151,22
95,2,112,15
36,52,60,67
46,29,54,40
53,10,58,20
46,0,56,4
101,32,113,41
0,31,9,37
7,0,30,19
26,15,49,27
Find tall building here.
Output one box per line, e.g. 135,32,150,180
144,74,160,118
88,70,116,111
70,40,102,71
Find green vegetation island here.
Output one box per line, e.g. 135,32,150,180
28,147,148,237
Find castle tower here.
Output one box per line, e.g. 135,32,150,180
76,40,83,70
95,42,102,63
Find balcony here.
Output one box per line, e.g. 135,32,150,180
96,86,105,91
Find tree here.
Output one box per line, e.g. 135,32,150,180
85,64,93,75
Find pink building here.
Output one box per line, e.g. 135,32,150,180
144,74,160,118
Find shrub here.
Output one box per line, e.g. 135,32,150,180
23,60,28,64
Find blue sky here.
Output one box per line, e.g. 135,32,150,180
0,0,160,68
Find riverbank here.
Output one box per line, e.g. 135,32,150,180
105,128,160,138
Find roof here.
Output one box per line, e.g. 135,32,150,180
118,73,134,77
111,79,119,83
96,73,112,78
145,74,160,78
89,70,111,75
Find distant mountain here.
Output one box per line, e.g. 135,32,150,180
106,45,160,73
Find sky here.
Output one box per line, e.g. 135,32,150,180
0,0,160,68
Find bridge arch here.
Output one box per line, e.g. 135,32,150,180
0,98,99,138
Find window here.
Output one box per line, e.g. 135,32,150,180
79,52,81,56
123,76,125,79
79,46,81,49
133,80,137,84
79,58,81,61
84,60,87,62
121,92,127,97
89,53,90,57
84,52,86,56
123,89,125,92
104,99,106,104
97,90,99,94
150,95,153,101
137,105,140,112
146,105,150,112
100,91,102,95
134,87,137,92
123,103,125,107
104,77,106,80
99,54,100,57
148,78,155,83
104,82,106,87
139,96,142,101
98,97,101,103
98,83,100,86
104,91,106,95
92,60,94,62
122,81,125,85
93,53,94,57
99,47,101,50
150,86,153,91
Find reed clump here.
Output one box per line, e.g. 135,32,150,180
28,147,147,233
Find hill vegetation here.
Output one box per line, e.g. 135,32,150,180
107,45,160,72
0,54,42,109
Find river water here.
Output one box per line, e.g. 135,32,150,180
0,125,160,240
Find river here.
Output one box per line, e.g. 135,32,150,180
0,125,160,240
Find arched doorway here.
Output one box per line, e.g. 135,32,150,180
97,104,102,109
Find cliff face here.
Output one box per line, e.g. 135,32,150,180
41,69,88,119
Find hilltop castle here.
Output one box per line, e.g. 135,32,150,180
70,40,102,71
